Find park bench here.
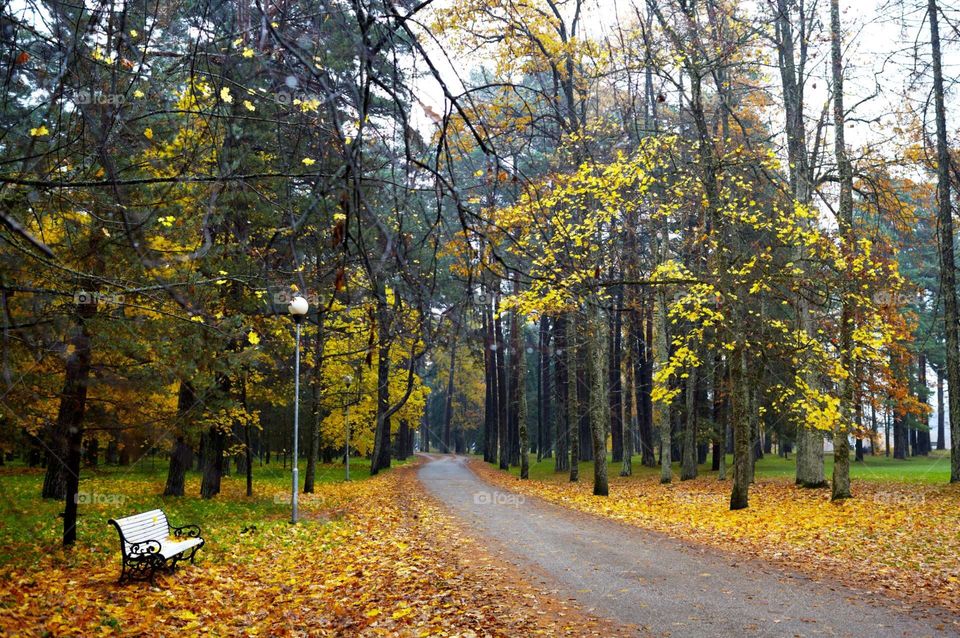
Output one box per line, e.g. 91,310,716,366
108,509,204,583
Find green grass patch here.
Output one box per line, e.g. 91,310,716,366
497,449,953,484
0,456,401,567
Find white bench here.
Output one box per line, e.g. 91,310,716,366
108,509,204,583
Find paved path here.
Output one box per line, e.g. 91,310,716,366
418,454,959,637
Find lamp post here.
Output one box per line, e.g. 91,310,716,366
288,295,309,523
343,374,353,481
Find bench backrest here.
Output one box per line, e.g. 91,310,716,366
111,509,170,549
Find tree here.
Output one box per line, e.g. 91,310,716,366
926,0,960,480
830,0,854,501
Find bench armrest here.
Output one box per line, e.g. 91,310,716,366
127,539,162,557
172,524,202,539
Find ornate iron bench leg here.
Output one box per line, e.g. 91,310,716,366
185,541,204,564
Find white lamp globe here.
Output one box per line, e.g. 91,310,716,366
288,295,309,321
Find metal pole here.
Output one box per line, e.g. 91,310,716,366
292,322,301,523
345,405,350,481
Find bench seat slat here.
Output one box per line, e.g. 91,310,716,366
116,511,169,544
114,509,165,525
118,519,168,532
159,537,203,559
116,513,167,526
119,521,168,535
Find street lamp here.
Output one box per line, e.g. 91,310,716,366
288,294,309,523
343,374,353,481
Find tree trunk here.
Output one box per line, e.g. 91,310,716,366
237,374,252,497
56,299,96,544
730,348,750,510
711,355,725,474
519,318,530,479
164,437,191,497
370,312,392,475
927,0,960,480
621,312,635,477
43,301,97,502
638,303,656,467
748,384,760,485
554,315,570,472
443,334,458,453
495,297,509,470
893,402,907,459
397,419,410,460
938,367,946,450
540,318,553,459
609,288,623,464
854,396,864,462
655,286,672,484
918,354,930,455
508,289,521,466
885,406,891,456
830,0,853,501
589,306,609,496
568,317,580,482
577,334,592,462
483,296,496,462
537,318,546,462
164,381,196,497
774,0,827,490
305,324,325,493
681,365,699,480
200,425,226,499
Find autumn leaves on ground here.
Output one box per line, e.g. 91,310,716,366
0,460,619,638
3,455,960,636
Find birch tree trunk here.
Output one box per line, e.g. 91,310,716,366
830,0,853,500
